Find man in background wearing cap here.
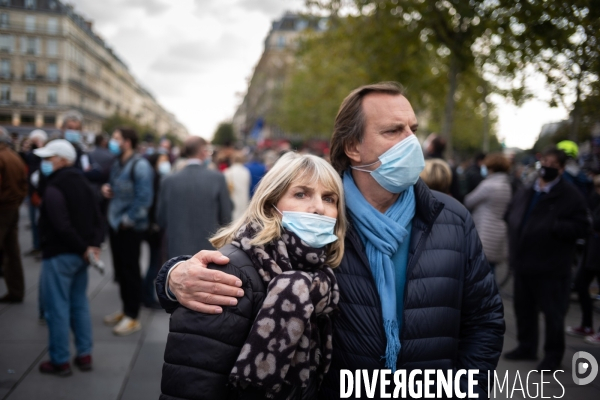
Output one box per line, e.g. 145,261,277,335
0,128,28,303
22,129,48,258
34,139,104,375
556,140,592,197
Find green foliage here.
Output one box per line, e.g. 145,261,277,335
274,5,501,156
212,122,236,146
101,113,158,143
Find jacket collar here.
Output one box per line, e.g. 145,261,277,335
413,179,445,226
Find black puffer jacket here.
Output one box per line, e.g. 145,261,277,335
157,180,504,399
159,244,321,400
318,180,504,399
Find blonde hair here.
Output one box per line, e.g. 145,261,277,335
210,152,347,267
420,158,453,194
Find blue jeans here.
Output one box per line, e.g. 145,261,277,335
40,254,92,365
143,243,161,305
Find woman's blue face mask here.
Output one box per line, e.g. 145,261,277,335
274,206,337,248
350,134,425,193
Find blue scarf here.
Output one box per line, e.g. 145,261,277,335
343,171,416,370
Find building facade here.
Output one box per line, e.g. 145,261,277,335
0,0,187,138
232,13,326,142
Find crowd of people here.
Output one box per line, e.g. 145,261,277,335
0,81,599,398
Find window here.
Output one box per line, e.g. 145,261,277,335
47,18,57,34
0,1,9,7
47,87,57,105
0,34,13,52
47,62,57,80
25,61,35,78
46,39,57,56
22,36,39,54
277,35,285,48
44,115,56,125
25,0,36,9
0,59,9,77
25,16,35,32
26,86,36,104
0,13,8,29
0,84,10,103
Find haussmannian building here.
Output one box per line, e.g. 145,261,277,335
0,0,188,138
232,12,326,142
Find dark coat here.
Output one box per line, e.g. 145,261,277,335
584,191,600,272
505,177,590,277
38,167,103,258
157,180,504,399
159,244,319,400
318,180,504,399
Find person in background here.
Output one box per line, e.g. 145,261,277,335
102,128,154,336
464,153,512,272
567,173,600,345
34,139,103,376
464,153,487,196
424,133,462,201
504,147,590,371
159,138,175,164
22,129,48,258
419,158,453,194
245,152,267,197
223,151,250,221
157,136,232,258
0,128,28,303
142,152,170,309
557,140,592,197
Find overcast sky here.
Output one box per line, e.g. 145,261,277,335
71,0,568,150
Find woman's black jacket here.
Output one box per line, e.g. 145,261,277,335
159,244,320,400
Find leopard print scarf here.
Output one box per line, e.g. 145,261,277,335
229,221,339,397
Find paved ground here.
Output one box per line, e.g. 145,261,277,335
1,205,599,399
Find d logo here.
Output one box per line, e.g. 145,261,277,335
572,351,598,385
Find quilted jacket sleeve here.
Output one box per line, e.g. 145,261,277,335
457,212,505,398
160,245,266,400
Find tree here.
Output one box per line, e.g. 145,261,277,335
212,122,236,146
273,6,502,156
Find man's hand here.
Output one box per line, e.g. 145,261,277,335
84,246,101,263
168,250,243,314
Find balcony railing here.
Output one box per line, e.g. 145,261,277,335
0,22,62,36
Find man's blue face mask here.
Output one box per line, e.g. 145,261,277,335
64,130,81,144
108,139,122,156
274,206,338,248
351,134,425,193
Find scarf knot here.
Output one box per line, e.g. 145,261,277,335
343,171,415,370
230,221,339,396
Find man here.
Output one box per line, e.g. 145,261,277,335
102,128,153,335
0,128,28,303
155,83,504,398
556,140,592,197
34,139,103,376
157,136,232,258
464,153,486,196
22,129,48,257
504,147,589,371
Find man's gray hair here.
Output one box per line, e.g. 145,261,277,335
63,110,83,123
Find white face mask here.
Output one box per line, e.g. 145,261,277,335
158,161,171,176
351,135,425,193
274,206,338,248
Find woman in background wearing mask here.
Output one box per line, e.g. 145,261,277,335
142,153,171,309
159,152,346,400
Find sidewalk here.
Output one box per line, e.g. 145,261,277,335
1,205,599,399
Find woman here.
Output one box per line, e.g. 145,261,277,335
464,153,512,271
419,158,453,194
160,152,346,399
